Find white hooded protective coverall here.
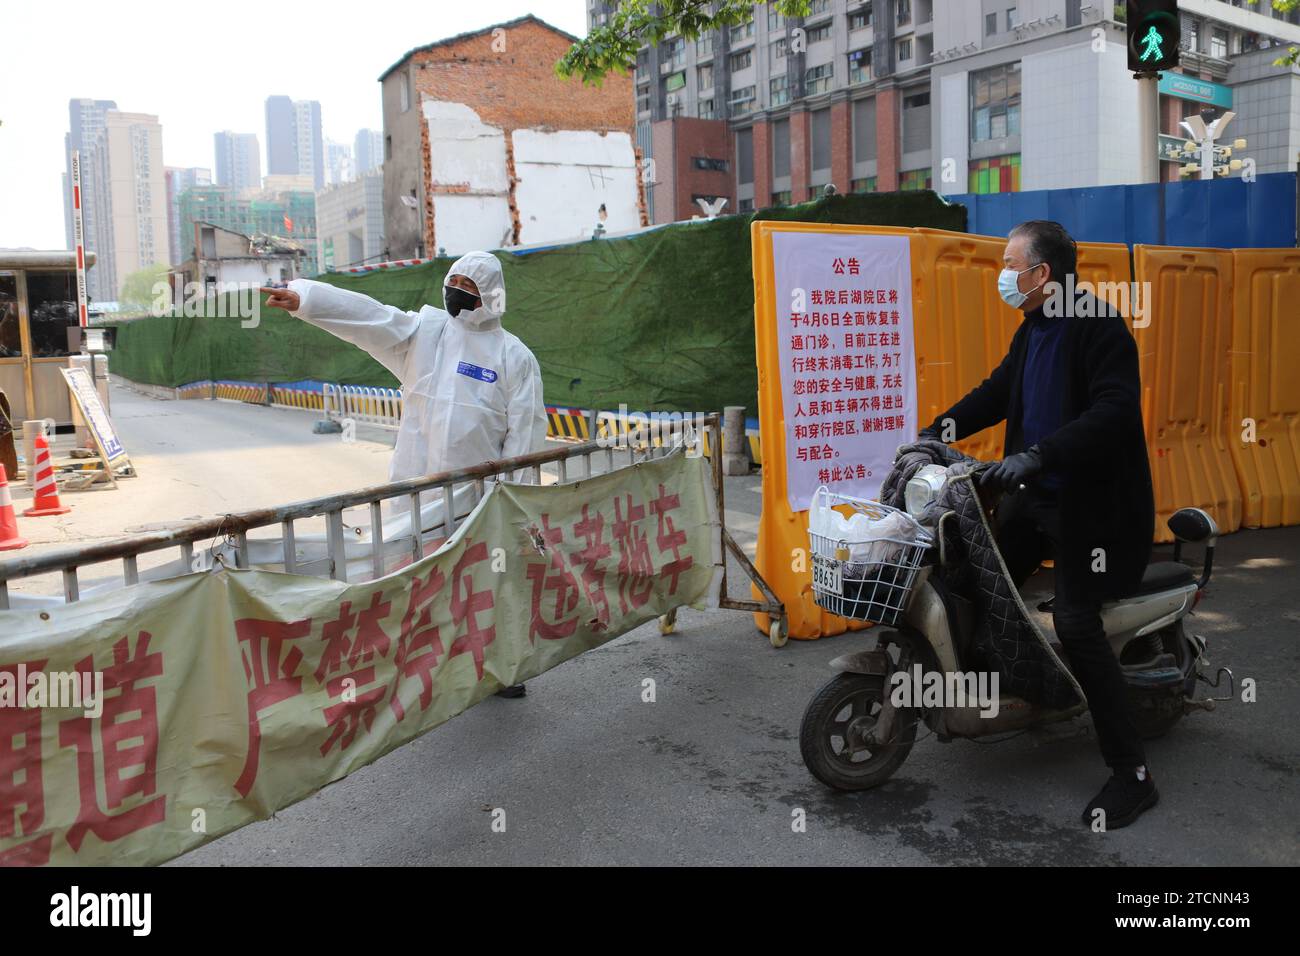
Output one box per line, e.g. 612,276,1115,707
287,251,547,483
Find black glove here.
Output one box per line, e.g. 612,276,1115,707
979,446,1043,493
917,425,944,443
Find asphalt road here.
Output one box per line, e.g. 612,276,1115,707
152,396,1297,865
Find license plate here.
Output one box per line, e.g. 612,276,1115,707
812,554,842,593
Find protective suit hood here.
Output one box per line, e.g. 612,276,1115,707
443,251,506,328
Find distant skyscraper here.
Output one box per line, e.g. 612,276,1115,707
63,98,117,299
266,95,324,190
213,131,261,192
165,166,213,264
91,111,169,299
324,139,354,186
354,128,383,175
265,95,297,176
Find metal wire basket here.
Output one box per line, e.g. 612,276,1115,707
808,488,933,626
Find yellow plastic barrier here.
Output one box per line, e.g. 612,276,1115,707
1229,248,1300,528
1133,245,1242,542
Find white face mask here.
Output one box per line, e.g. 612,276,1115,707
997,263,1044,309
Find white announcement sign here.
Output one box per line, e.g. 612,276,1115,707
771,232,917,511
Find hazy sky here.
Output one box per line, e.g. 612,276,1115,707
0,0,589,249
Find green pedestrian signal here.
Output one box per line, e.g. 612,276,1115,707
1139,26,1164,62
1127,0,1180,74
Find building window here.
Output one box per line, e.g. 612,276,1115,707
970,62,1021,142
968,154,1021,193
739,197,755,213
736,127,754,186
636,84,651,113
773,118,791,178
898,38,913,61
1006,7,1019,31
400,72,410,112
986,12,997,36
849,48,872,84
902,90,930,153
696,34,714,57
730,85,756,117
771,37,788,66
698,63,714,89
385,135,392,160
899,168,932,191
698,98,716,119
807,22,833,44
805,62,834,95
850,5,872,31
768,7,784,30
729,19,755,43
770,74,790,107
811,108,832,171
851,176,878,193
694,156,730,172
853,97,877,162
664,37,686,70
898,0,912,27
771,190,792,207
1184,18,1200,53
730,49,753,72
1066,0,1082,28
1210,28,1227,58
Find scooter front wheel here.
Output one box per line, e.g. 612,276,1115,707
799,673,917,791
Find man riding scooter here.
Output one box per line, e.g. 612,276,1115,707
918,220,1158,829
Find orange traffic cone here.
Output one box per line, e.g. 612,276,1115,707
0,465,27,550
23,435,70,517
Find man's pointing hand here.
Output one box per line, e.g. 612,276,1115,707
260,287,300,312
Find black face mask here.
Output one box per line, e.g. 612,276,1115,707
444,286,481,317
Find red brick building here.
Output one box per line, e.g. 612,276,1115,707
379,15,647,258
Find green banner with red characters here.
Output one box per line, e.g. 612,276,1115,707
0,452,721,866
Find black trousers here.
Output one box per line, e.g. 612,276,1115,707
995,486,1147,771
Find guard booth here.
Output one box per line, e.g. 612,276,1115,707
0,250,97,427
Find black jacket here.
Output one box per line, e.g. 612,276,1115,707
925,291,1155,601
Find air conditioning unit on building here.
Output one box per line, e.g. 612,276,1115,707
666,92,679,107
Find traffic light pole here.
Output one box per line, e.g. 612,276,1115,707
1137,73,1160,184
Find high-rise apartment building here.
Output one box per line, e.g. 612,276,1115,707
62,98,117,299
324,139,354,186
354,128,384,175
91,111,170,300
265,95,325,190
597,0,1300,221
213,131,262,192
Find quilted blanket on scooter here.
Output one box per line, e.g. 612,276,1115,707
882,440,1084,710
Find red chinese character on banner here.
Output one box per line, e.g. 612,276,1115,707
447,541,496,679
1,659,48,862
571,505,612,630
389,566,448,722
234,618,310,797
318,592,393,756
612,493,654,614
649,484,694,594
58,632,166,852
525,514,580,642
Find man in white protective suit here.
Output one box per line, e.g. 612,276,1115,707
262,250,546,698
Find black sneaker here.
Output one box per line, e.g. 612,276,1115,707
1081,768,1158,830
495,683,527,699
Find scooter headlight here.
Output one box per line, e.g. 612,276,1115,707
904,465,948,517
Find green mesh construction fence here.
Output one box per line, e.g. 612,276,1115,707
108,191,965,412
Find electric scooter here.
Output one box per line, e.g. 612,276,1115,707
798,474,1234,791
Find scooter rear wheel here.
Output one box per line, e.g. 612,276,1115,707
800,673,917,791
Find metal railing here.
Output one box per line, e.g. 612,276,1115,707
321,382,403,429
0,414,785,631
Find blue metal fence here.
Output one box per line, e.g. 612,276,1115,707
945,171,1297,249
